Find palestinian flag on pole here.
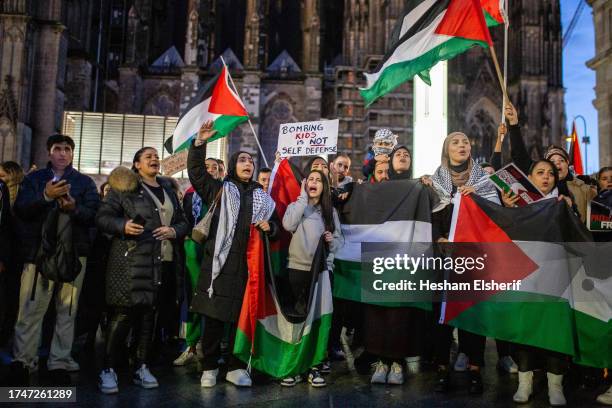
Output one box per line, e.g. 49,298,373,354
333,179,434,310
360,0,494,106
444,194,611,368
233,227,332,378
164,65,248,154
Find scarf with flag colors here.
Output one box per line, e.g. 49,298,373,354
444,194,611,368
164,66,248,154
333,179,434,310
360,0,494,106
232,159,332,378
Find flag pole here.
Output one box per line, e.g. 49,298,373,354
501,1,509,124
489,46,510,108
220,56,270,168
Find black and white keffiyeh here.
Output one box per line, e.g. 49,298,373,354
208,181,275,297
431,160,500,209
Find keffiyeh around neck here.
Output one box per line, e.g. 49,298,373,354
208,180,275,298
432,159,499,206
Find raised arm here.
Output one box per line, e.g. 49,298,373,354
187,120,223,206
504,102,533,174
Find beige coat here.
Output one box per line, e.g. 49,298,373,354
567,177,597,223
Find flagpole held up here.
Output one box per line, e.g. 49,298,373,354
501,0,509,124
220,56,270,168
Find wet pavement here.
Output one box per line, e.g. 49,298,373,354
0,338,607,407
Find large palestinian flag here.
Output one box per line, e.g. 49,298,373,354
360,0,494,106
444,194,611,368
233,227,332,378
333,179,434,309
164,66,248,154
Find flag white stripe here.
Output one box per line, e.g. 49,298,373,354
399,0,439,38
258,270,333,344
335,220,432,262
363,11,449,89
172,97,220,151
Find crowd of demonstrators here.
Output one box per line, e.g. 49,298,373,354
0,108,610,406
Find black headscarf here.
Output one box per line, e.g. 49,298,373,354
226,150,259,189
388,145,412,180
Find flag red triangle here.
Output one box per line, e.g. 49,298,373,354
435,0,494,46
570,122,584,175
443,195,538,323
208,66,249,117
480,0,505,24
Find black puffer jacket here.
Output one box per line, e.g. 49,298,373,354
96,167,189,308
187,142,279,322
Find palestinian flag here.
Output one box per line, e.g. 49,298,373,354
360,0,494,106
164,66,248,154
233,227,332,378
444,194,611,368
333,179,434,310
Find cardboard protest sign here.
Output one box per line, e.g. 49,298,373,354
161,150,188,176
587,200,612,231
277,119,338,157
489,163,546,207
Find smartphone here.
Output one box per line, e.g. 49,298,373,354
132,214,146,226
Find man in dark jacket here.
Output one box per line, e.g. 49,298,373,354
11,134,99,384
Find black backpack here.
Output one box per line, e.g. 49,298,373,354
31,208,82,311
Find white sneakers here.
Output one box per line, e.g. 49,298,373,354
513,371,566,406
386,363,404,385
547,372,566,406
454,353,469,372
225,369,252,387
370,361,389,384
99,364,158,394
133,364,159,389
513,371,533,403
597,385,612,405
98,368,119,394
173,348,197,366
201,369,219,388
201,368,252,387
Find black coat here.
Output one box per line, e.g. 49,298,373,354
14,164,100,262
0,181,11,266
96,167,189,308
187,143,278,322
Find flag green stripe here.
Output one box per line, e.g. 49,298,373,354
210,115,248,141
484,10,502,27
360,37,488,106
234,314,332,378
448,291,612,368
173,114,247,152
334,258,431,311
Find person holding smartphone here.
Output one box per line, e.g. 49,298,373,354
95,147,188,394
10,135,100,386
